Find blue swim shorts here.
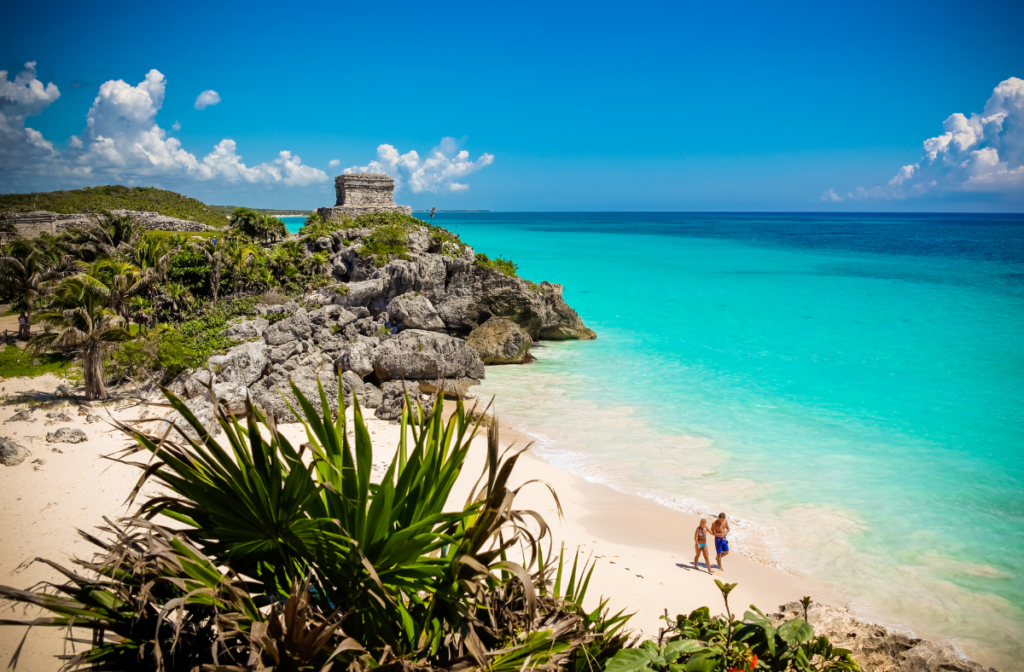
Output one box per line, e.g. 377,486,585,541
715,537,730,554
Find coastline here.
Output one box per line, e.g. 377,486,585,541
0,375,1001,671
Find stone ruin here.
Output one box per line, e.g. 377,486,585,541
315,173,412,220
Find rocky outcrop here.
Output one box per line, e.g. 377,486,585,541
466,317,534,364
387,293,445,331
0,210,214,239
161,396,222,442
770,602,996,672
372,330,485,382
223,317,269,340
375,381,436,422
0,437,30,466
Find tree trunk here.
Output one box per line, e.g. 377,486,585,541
83,344,108,401
211,255,221,304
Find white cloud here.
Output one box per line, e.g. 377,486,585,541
825,77,1024,201
329,158,340,167
172,120,181,131
0,62,61,169
345,137,494,193
0,65,328,191
194,89,221,110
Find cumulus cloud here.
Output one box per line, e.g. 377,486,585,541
345,137,494,193
0,65,327,192
825,77,1024,201
194,89,221,110
329,158,340,167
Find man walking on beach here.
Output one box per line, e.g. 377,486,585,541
712,512,730,571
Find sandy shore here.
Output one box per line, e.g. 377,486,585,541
0,374,835,670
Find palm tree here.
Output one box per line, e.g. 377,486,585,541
0,238,81,328
224,239,259,296
90,258,149,320
70,212,144,261
130,235,178,279
31,275,132,400
187,238,224,304
258,214,287,243
228,207,261,240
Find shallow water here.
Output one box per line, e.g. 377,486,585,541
452,213,1023,669
286,211,1024,667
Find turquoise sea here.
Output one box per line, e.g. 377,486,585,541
285,213,1024,667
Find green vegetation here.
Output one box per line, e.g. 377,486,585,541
209,205,308,217
358,224,409,265
0,344,76,379
0,384,856,672
476,252,519,277
0,185,228,228
229,207,287,243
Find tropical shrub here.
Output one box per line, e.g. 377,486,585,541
358,225,409,265
604,585,858,672
475,252,519,278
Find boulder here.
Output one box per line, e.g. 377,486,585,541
268,341,302,364
85,414,100,424
387,293,445,331
335,279,387,308
360,384,383,409
210,341,269,388
372,330,485,382
417,377,481,399
466,317,534,364
0,437,30,467
263,309,312,345
45,411,73,422
336,341,375,378
224,317,270,340
375,381,436,422
249,364,339,423
161,396,222,442
45,428,87,444
4,408,36,423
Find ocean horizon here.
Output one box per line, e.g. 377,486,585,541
284,212,1024,668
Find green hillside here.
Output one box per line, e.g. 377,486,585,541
0,185,228,228
209,205,310,216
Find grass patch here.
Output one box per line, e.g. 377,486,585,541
0,185,228,228
475,252,519,278
143,230,220,243
357,225,409,266
0,345,78,379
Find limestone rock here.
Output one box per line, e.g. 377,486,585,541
375,381,436,422
0,437,30,467
417,377,481,399
224,317,269,340
161,396,222,443
209,341,269,388
335,279,387,308
466,317,534,364
360,384,383,409
336,341,375,378
5,408,36,423
770,601,996,672
85,414,100,424
387,293,445,331
372,330,485,381
46,428,87,444
263,309,312,345
269,341,302,364
249,365,339,423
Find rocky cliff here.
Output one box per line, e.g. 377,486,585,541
170,219,594,429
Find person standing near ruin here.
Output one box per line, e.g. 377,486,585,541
17,311,29,340
712,512,731,571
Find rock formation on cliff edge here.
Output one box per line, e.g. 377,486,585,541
170,209,595,428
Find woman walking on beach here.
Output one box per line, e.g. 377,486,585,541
694,518,714,574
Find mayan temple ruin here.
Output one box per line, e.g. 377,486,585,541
315,173,412,219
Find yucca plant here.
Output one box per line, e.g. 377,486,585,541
0,379,626,671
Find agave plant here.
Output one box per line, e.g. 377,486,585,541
0,380,628,671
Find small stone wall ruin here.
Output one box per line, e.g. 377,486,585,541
315,173,413,220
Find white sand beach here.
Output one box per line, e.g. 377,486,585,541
0,374,829,670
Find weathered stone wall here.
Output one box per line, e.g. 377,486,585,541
0,210,214,239
316,173,412,218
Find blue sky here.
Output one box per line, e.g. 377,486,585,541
1,0,1022,211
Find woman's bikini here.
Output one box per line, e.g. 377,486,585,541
696,526,707,549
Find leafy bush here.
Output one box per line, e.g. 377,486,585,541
428,226,468,257
0,185,227,227
605,586,857,672
358,224,409,266
476,252,519,277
